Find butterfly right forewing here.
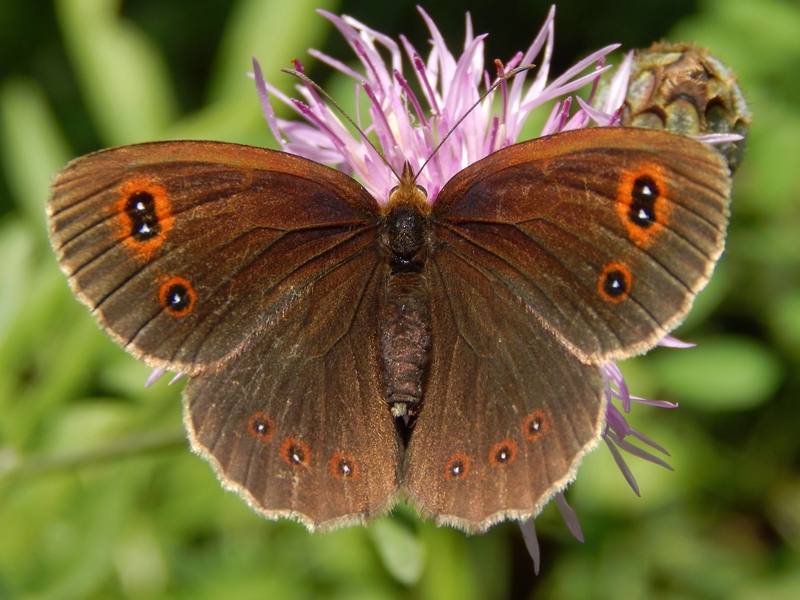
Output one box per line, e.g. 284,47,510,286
431,127,730,365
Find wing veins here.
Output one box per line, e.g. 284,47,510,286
119,224,376,363
437,220,615,346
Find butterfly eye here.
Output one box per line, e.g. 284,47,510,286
389,185,399,197
415,184,427,197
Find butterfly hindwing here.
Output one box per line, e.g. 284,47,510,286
403,244,606,532
185,255,402,530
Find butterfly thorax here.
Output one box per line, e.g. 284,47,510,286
379,167,433,421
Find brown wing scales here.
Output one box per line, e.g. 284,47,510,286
48,141,381,373
403,245,606,532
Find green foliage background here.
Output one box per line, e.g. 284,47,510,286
1,0,799,598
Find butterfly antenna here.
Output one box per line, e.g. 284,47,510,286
282,68,401,181
415,64,536,180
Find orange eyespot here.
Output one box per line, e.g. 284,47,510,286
158,276,196,317
444,453,472,481
280,437,311,468
247,412,275,442
329,452,359,480
115,178,173,260
616,165,669,247
598,262,632,304
523,411,548,443
489,439,518,466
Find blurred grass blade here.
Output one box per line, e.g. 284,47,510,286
169,0,339,144
209,0,339,103
0,79,71,231
370,518,425,585
56,0,178,145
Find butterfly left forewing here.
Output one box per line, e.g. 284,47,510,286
403,244,605,531
48,141,381,374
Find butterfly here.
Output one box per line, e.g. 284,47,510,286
47,126,730,532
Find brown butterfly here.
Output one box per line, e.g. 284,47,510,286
47,127,730,532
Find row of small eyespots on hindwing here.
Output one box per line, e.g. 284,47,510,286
246,409,551,484
247,411,359,481
443,410,549,481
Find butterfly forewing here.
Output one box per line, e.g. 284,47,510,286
47,141,381,374
432,128,731,364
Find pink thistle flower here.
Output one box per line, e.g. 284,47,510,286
251,6,685,573
255,6,624,202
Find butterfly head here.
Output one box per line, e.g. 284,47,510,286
385,162,431,215
380,162,432,269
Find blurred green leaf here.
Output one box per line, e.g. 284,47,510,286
417,525,480,600
168,0,340,144
56,0,179,144
370,517,425,585
770,290,800,356
654,336,782,410
0,79,71,230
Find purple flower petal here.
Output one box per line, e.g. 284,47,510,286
555,493,584,543
145,368,166,388
519,518,541,575
658,335,696,348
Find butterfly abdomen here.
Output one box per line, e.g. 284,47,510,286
380,186,433,420
380,269,431,419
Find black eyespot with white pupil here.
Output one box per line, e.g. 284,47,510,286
329,452,358,480
166,283,191,312
247,412,274,442
444,453,472,480
125,190,161,241
629,175,659,228
603,269,629,298
524,411,549,443
158,277,196,317
337,458,353,477
495,447,511,462
280,437,311,468
289,444,306,464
